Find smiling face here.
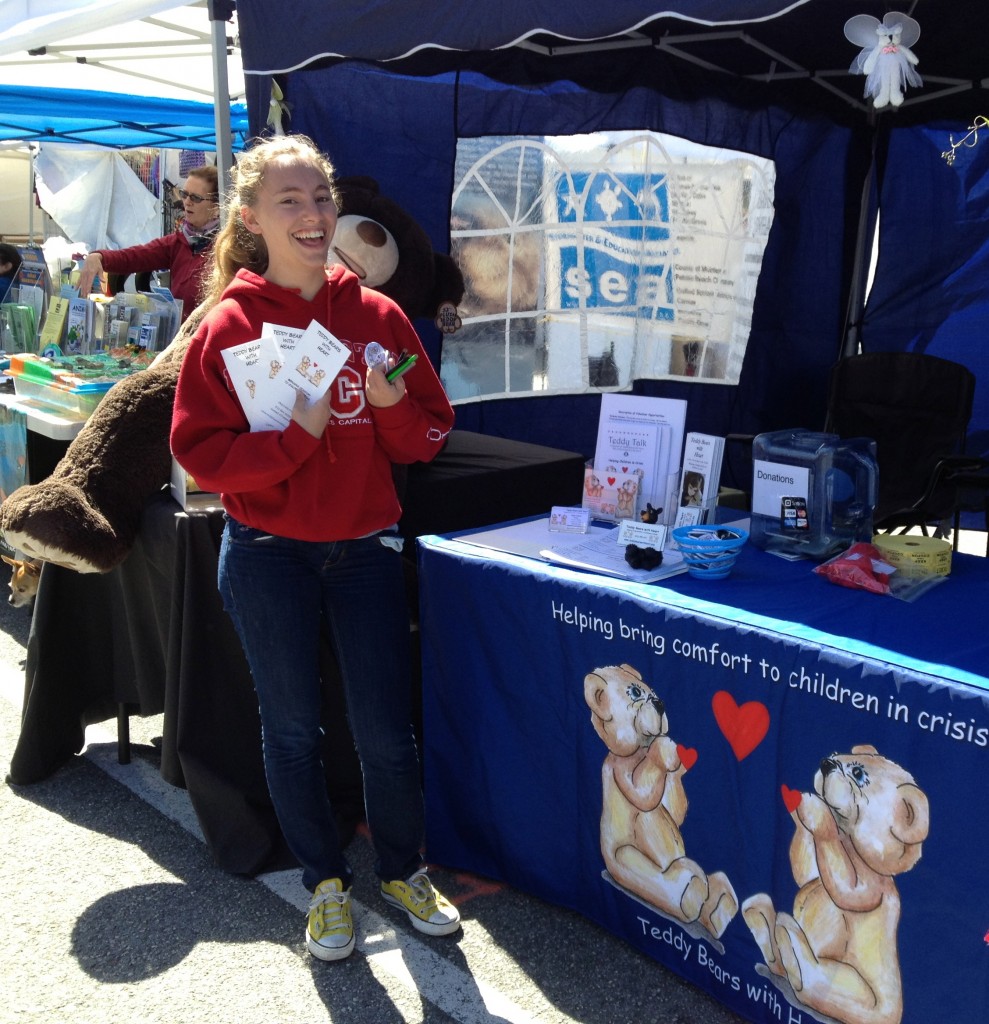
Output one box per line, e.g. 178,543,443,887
240,156,338,299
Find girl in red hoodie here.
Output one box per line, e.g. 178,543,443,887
171,134,459,961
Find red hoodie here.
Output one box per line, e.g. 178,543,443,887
171,265,454,542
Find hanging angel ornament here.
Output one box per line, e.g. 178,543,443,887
845,12,922,109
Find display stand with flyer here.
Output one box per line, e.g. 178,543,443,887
673,431,725,527
0,245,52,354
584,393,688,526
37,287,183,357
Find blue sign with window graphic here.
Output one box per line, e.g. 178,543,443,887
555,172,674,319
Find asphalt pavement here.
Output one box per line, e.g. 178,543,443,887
0,588,751,1024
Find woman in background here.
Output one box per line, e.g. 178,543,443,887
77,164,220,321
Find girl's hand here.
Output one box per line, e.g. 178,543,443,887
365,364,407,408
291,388,332,437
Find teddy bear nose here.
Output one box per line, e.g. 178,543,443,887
820,756,839,775
648,694,665,717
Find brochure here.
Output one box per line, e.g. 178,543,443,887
587,417,671,522
38,296,70,350
8,246,50,334
64,297,93,354
221,319,349,432
674,431,725,527
591,394,688,523
0,304,36,353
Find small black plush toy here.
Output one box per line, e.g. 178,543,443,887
624,543,664,571
639,503,662,524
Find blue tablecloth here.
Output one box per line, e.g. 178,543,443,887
417,531,989,1024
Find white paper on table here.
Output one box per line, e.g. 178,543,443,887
456,515,687,582
541,533,687,582
456,517,614,561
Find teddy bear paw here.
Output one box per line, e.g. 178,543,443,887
0,479,127,574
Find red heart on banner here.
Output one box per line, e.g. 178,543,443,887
781,784,802,813
677,744,698,772
712,691,770,761
607,477,616,486
622,466,629,473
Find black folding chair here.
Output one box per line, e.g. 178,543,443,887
824,351,983,547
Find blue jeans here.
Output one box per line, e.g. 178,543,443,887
218,517,424,892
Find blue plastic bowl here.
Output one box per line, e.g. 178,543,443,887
672,525,749,580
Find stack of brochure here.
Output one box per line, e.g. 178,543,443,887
4,245,50,339
98,290,183,353
584,393,688,525
35,289,183,356
0,303,37,353
221,318,350,432
673,432,725,527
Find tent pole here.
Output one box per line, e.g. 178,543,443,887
209,0,235,212
841,160,873,358
842,112,885,359
28,148,36,243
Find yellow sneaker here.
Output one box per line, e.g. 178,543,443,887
307,878,355,960
380,870,460,936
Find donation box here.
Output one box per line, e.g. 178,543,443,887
749,429,878,559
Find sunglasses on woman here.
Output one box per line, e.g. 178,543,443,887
174,188,217,205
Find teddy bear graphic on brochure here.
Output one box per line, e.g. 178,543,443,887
584,663,738,943
741,745,930,1024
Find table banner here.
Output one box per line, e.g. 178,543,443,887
419,540,989,1024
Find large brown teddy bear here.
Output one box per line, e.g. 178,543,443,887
0,176,463,574
584,663,738,941
741,745,929,1024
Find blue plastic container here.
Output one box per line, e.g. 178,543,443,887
749,429,878,560
672,525,748,579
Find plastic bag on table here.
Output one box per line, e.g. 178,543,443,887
812,542,947,602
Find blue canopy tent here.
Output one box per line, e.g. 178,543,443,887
0,1,245,191
0,84,249,151
234,0,989,482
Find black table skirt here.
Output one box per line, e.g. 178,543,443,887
8,491,364,877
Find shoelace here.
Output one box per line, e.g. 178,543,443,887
309,888,349,934
406,872,439,912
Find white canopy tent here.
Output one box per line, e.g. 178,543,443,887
0,0,244,274
0,0,242,188
0,1,243,104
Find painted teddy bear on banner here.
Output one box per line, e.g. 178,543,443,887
0,176,464,574
741,745,930,1024
584,663,738,940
